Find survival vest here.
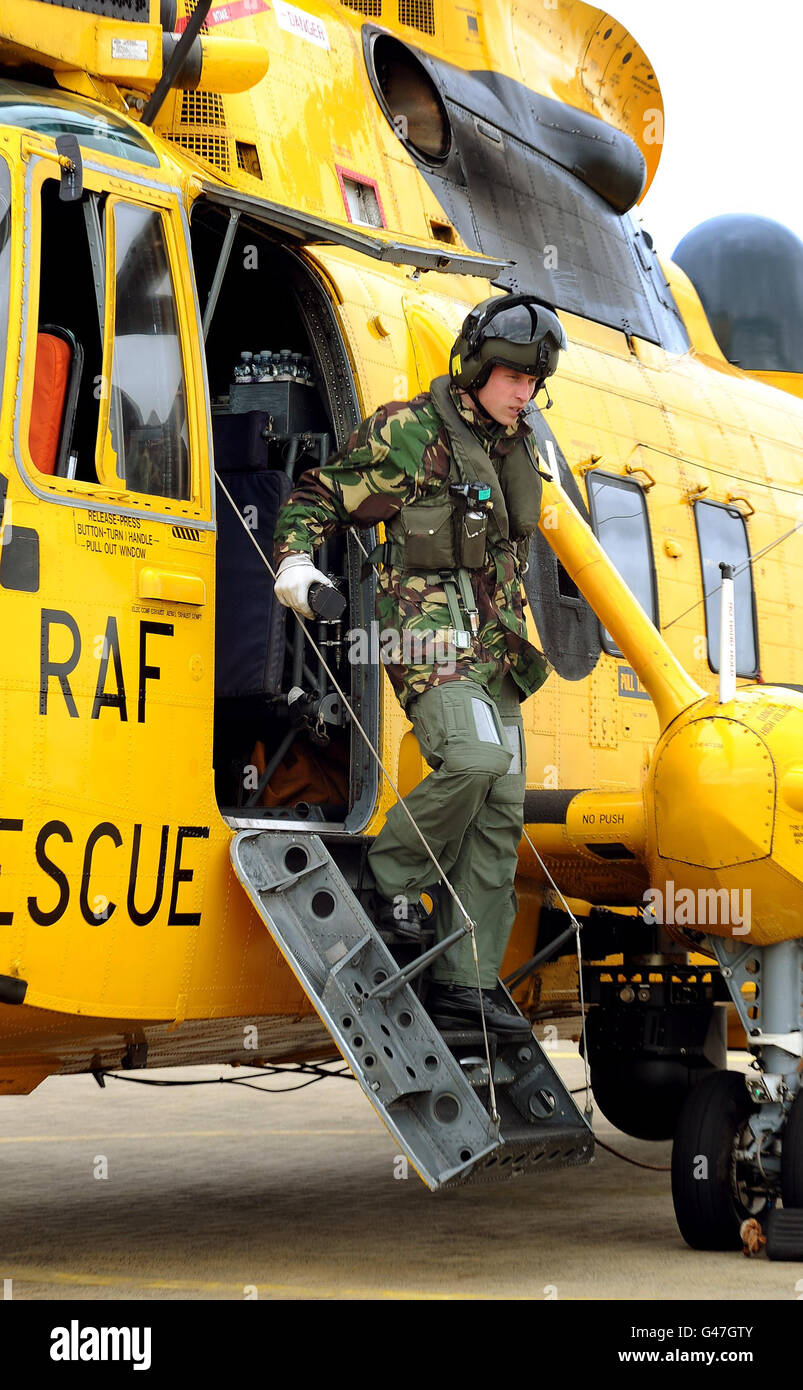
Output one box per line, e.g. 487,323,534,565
383,375,543,573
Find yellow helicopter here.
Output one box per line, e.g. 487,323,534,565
0,0,802,1255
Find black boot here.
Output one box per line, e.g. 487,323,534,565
375,896,428,943
427,983,532,1038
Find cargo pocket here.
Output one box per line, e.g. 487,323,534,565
491,721,526,804
502,722,524,774
401,500,457,571
407,688,448,770
436,682,512,776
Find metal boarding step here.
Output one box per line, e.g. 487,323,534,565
230,829,593,1189
436,1022,593,1183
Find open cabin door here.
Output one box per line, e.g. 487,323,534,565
190,187,374,832
194,183,511,833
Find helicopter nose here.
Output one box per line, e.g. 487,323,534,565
642,690,803,944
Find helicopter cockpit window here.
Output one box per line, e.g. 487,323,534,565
0,81,160,168
106,203,190,500
0,159,10,409
694,500,758,677
31,177,105,482
586,471,659,657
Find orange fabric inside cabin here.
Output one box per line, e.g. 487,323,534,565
251,736,349,807
28,333,71,474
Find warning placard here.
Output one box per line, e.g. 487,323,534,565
74,510,159,560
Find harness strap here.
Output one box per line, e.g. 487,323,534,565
362,541,479,644
455,567,480,635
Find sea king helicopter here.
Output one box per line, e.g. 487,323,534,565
0,0,802,1255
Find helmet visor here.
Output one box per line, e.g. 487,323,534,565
481,303,543,344
481,302,568,351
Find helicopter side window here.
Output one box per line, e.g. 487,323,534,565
586,471,659,657
0,158,10,412
693,501,758,677
103,202,190,501
29,178,105,483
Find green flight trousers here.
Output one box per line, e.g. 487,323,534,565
367,674,525,988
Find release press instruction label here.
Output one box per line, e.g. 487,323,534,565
74,510,159,560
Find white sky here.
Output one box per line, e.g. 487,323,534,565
609,0,803,259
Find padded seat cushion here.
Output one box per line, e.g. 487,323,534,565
29,332,71,474
215,465,291,698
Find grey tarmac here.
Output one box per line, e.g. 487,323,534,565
0,1047,800,1300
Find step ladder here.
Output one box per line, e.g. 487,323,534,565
231,828,593,1189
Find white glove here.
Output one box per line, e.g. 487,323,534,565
273,553,333,619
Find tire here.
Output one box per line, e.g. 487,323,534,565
766,1208,803,1260
671,1070,773,1250
781,1090,803,1207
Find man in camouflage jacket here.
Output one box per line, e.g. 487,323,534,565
273,385,550,708
273,294,566,1035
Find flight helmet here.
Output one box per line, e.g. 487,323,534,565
449,292,567,395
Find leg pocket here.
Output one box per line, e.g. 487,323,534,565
501,720,525,776
409,681,514,776
470,694,504,746
488,767,526,806
407,686,448,769
434,682,473,740
438,682,512,776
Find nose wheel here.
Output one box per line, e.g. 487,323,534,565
672,935,803,1250
671,1069,776,1250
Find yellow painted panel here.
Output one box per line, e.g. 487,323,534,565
0,0,162,84
653,718,774,868
745,370,803,400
